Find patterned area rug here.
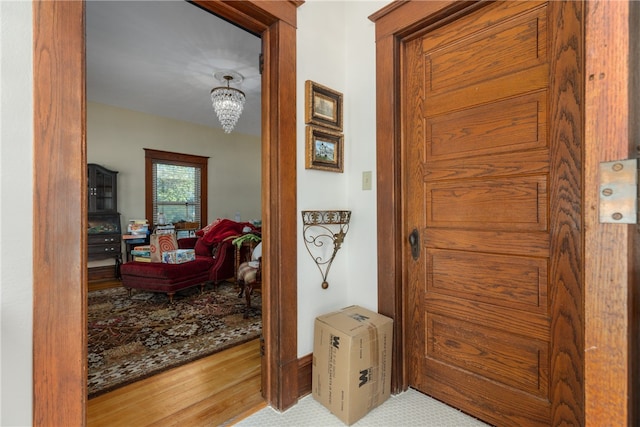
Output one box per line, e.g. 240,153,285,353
88,281,261,398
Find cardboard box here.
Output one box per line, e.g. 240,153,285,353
161,249,196,264
312,305,393,425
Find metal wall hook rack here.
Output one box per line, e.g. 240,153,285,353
301,210,351,289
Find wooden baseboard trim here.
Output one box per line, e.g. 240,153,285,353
88,265,118,282
298,353,313,398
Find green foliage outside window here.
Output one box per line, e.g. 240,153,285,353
156,164,199,224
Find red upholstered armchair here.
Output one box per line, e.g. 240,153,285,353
178,236,235,283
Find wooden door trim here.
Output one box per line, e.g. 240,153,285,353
584,1,638,425
33,2,86,425
33,1,299,424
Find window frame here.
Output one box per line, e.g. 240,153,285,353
144,148,209,228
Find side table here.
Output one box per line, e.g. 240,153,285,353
123,235,150,262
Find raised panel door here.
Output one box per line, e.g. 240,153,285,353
404,2,583,425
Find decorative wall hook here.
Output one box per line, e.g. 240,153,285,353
301,210,351,289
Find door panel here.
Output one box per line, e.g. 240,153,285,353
424,7,547,93
405,1,582,425
427,176,548,230
425,65,549,117
426,91,548,161
427,249,548,312
427,313,549,397
420,1,547,55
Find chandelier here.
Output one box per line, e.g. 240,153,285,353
210,71,246,134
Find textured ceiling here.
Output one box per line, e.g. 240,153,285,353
86,1,262,136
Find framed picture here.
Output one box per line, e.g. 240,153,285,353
305,126,344,173
305,80,343,131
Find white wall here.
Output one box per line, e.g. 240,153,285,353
296,0,385,356
343,1,383,306
296,1,349,356
0,1,389,423
87,102,261,234
0,2,34,425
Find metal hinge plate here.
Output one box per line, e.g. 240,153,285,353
599,159,638,224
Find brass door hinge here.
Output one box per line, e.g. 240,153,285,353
599,159,638,224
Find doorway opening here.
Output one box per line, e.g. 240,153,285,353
85,2,263,411
33,1,299,424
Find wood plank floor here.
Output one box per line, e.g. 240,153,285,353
87,280,264,426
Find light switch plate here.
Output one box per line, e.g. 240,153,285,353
362,171,372,190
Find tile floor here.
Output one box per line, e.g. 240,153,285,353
234,388,490,426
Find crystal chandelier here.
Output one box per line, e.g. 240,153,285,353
210,71,246,134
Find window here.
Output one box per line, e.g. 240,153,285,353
144,149,208,227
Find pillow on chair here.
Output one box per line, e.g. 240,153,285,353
195,218,222,237
237,242,262,283
237,261,259,284
194,238,213,257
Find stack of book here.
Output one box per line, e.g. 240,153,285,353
127,219,149,236
131,245,151,262
122,234,148,242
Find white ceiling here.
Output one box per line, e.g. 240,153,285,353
86,1,262,136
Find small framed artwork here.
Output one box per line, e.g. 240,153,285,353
305,126,344,173
305,80,343,131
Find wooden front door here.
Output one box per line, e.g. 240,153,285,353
404,1,583,425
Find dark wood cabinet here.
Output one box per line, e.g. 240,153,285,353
88,214,122,260
88,164,121,271
88,163,118,213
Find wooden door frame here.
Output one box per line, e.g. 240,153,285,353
32,1,300,424
370,0,637,425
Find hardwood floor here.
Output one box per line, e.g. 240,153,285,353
87,279,264,426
